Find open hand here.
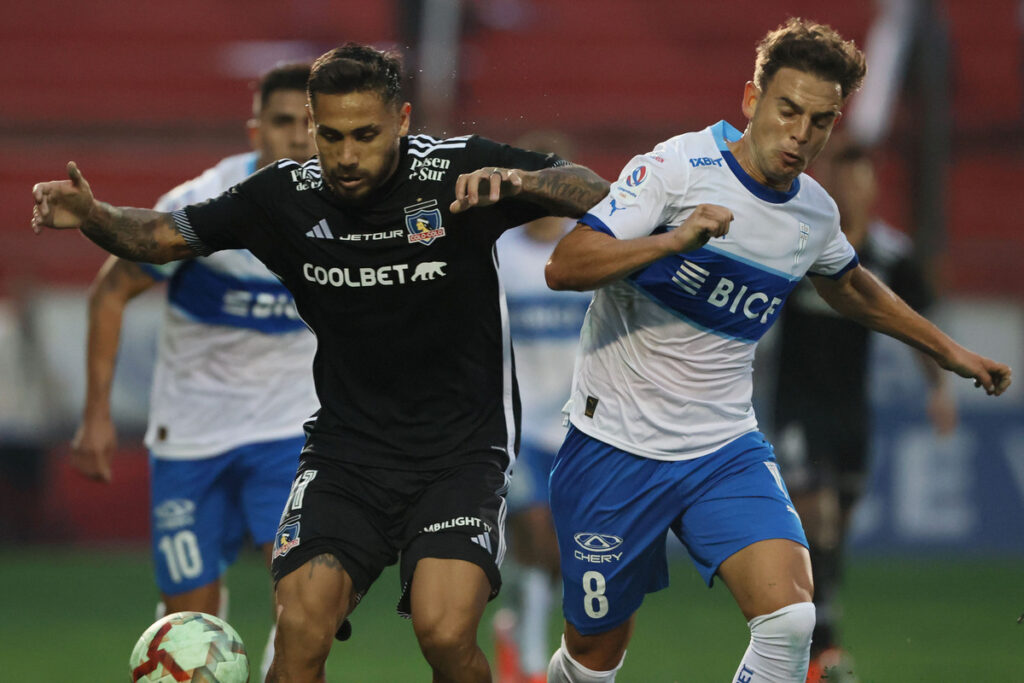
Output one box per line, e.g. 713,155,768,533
31,161,95,234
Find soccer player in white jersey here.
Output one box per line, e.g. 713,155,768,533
543,18,1012,682
69,63,317,678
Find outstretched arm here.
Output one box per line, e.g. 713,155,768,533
545,204,734,291
32,162,196,264
71,256,158,482
449,164,609,217
812,264,1012,396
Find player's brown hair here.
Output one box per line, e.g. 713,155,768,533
753,18,867,99
307,43,404,107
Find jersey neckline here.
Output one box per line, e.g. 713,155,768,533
711,121,801,205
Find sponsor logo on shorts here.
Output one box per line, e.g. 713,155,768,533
273,516,301,560
573,532,624,563
154,498,196,531
422,516,492,534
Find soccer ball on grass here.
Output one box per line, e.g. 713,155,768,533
129,611,249,682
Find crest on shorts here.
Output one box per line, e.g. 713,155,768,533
273,516,301,559
405,200,446,245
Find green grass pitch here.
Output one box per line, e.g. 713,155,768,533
0,548,1020,681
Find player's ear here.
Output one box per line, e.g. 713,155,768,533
398,102,411,137
741,81,760,120
306,104,316,138
246,117,261,152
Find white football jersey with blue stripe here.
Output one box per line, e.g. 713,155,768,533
569,121,857,461
497,224,592,453
143,152,318,459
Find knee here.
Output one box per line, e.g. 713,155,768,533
749,601,816,653
414,619,477,669
275,598,338,661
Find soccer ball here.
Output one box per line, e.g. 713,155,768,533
129,611,250,682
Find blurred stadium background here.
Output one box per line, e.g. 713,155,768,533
1,0,1021,680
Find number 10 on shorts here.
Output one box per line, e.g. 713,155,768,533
583,570,609,618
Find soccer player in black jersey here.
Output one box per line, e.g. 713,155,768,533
31,43,608,683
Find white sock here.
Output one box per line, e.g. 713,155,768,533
732,602,815,682
517,567,554,674
547,635,625,683
260,623,277,682
217,585,229,620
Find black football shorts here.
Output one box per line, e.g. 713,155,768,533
271,454,509,617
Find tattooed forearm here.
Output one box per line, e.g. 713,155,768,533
80,202,195,264
521,165,609,217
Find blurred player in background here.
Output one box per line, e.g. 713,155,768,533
493,131,593,683
771,136,957,682
33,43,608,683
68,63,317,679
543,18,1010,682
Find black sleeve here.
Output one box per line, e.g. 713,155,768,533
467,135,569,173
463,135,571,228
174,166,277,256
888,256,935,313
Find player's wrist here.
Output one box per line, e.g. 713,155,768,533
82,400,113,421
516,169,539,198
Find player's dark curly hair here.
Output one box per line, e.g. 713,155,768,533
308,43,404,107
754,18,867,99
256,63,311,110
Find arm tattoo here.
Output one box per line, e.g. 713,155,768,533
80,202,196,263
523,165,610,217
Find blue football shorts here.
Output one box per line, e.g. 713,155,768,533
507,439,557,513
149,435,304,596
550,425,807,635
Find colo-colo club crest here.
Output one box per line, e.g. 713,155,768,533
404,199,446,245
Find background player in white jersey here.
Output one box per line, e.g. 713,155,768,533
494,132,593,683
542,18,1011,683
68,63,317,677
771,135,956,682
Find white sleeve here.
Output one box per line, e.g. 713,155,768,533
809,214,859,278
581,152,689,240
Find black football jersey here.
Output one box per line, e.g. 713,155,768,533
174,134,565,470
